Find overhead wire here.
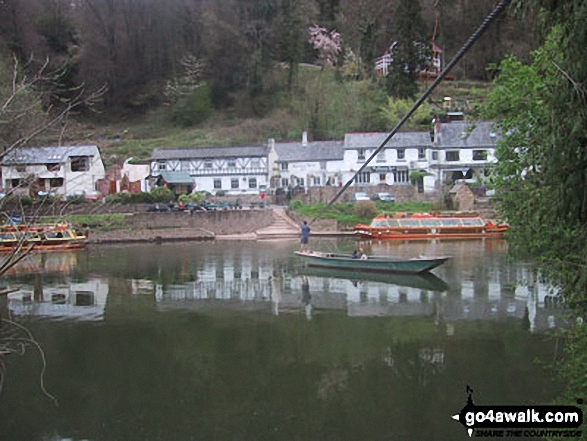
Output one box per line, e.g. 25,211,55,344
310,0,512,225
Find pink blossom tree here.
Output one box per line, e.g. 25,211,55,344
308,25,342,68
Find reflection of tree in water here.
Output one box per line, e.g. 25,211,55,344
382,342,446,388
0,294,57,405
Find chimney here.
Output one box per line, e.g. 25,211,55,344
433,117,441,144
302,131,308,147
268,138,275,149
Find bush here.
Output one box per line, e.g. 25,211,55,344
149,186,175,202
289,200,303,210
354,201,377,219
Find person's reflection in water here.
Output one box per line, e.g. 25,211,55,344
301,276,312,320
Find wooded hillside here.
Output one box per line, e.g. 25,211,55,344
0,0,538,118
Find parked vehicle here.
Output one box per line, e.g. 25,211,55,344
147,203,171,212
373,192,395,202
352,192,370,202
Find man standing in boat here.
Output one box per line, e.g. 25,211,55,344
300,221,311,251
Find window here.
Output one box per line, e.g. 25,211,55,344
376,151,386,162
227,158,236,168
250,158,260,168
432,151,439,160
71,156,90,172
379,173,386,183
446,151,460,162
231,179,239,189
473,150,488,160
358,149,366,161
157,161,166,171
11,179,21,188
356,172,370,184
16,165,26,173
47,163,60,172
248,178,257,189
280,162,288,171
49,178,63,187
393,170,409,184
397,149,405,160
204,160,213,169
418,147,426,160
214,179,222,189
320,161,327,170
313,176,321,185
281,178,289,187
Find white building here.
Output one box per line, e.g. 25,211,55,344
430,119,499,187
1,145,105,197
342,131,432,191
269,133,345,189
150,145,270,195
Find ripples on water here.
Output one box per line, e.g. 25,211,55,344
0,239,568,440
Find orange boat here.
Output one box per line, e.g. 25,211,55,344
0,222,88,252
353,212,508,241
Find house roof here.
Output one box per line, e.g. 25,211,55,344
438,121,500,148
273,140,344,162
344,132,431,149
2,145,100,165
160,171,193,184
151,145,269,160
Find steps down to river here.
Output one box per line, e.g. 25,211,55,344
255,207,300,240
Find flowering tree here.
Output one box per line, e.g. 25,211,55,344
308,24,342,68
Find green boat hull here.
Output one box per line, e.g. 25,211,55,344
294,251,450,274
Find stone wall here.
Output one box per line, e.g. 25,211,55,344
128,210,274,235
290,184,441,204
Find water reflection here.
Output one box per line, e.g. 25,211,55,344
1,240,568,332
0,240,569,441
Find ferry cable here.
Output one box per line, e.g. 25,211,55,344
309,0,512,225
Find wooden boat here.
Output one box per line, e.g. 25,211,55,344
294,251,450,274
353,212,508,241
298,266,449,291
0,222,87,252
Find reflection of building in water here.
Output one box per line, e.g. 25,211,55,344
7,277,109,321
153,258,567,332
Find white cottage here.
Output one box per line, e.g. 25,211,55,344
342,131,432,191
431,119,499,186
270,133,345,190
1,145,105,197
150,145,270,195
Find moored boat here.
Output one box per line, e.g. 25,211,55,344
294,251,450,274
0,222,88,252
353,212,508,241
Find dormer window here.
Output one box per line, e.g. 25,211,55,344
397,148,405,160
47,163,61,172
71,156,90,172
204,160,213,169
357,149,366,161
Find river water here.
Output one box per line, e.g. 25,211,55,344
0,239,568,440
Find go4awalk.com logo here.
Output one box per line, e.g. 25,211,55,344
451,386,584,438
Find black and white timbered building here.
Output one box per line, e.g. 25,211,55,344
150,146,270,195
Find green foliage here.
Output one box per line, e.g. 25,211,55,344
105,192,154,204
289,201,433,226
171,83,213,127
149,187,176,202
483,27,587,303
379,98,434,131
178,193,205,204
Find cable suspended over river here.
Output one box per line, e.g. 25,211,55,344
310,0,512,225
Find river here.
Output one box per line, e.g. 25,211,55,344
0,239,568,440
